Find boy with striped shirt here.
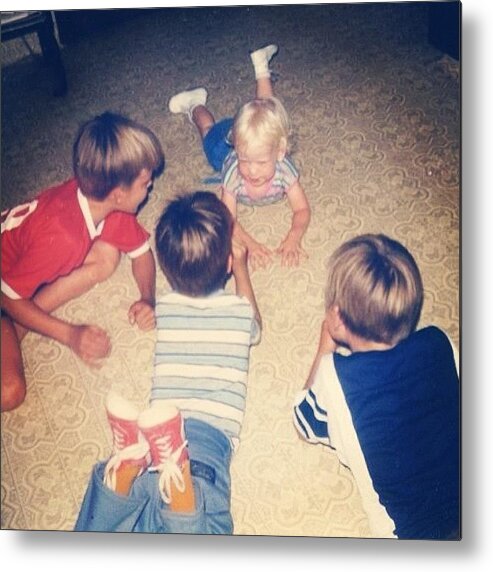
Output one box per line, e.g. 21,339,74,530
75,191,261,534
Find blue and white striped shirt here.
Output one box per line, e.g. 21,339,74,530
151,290,261,449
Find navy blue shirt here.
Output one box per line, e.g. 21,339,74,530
294,326,460,539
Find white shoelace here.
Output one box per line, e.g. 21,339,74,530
103,442,148,492
147,436,189,504
103,453,125,491
111,420,135,450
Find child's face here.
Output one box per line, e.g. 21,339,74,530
236,144,281,189
119,169,153,213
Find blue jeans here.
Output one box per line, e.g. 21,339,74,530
202,117,234,172
74,419,233,534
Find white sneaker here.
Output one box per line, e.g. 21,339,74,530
168,87,208,117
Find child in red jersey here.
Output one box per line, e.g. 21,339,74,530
1,112,165,411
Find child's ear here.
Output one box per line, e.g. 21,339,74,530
109,186,124,205
227,253,233,274
329,305,347,336
277,137,287,161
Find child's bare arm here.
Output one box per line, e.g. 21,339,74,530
231,238,262,331
276,181,311,267
304,318,337,389
128,249,156,331
233,221,273,271
222,189,273,271
1,294,111,364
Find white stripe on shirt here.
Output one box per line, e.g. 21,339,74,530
1,279,21,300
157,328,253,344
151,291,258,447
154,361,249,382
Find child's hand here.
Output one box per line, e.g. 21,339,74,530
231,221,272,272
128,300,156,331
276,234,308,267
248,240,273,271
69,324,111,366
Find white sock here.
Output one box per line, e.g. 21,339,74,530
250,44,279,79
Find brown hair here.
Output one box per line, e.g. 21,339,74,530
73,111,165,200
325,234,424,345
155,191,234,297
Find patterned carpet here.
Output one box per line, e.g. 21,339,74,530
1,5,459,536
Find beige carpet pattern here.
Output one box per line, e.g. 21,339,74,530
1,5,459,536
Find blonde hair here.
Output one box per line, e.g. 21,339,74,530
325,234,424,345
232,97,290,154
73,112,165,200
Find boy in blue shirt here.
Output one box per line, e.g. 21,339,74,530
293,234,460,539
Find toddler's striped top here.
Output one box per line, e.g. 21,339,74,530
151,290,260,449
221,150,299,206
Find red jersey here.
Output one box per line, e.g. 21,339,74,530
1,179,150,300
